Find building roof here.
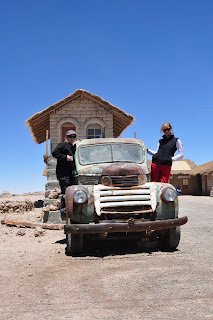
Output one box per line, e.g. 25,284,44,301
171,159,197,174
190,160,213,176
26,89,135,144
147,159,197,175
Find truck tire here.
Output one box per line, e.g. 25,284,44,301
66,234,83,255
158,226,180,251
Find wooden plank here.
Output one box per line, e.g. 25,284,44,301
1,219,64,230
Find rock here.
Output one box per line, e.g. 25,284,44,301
0,199,34,213
48,191,58,199
42,205,50,213
25,199,34,211
34,227,45,237
49,204,58,211
55,187,61,195
52,199,60,209
16,229,26,236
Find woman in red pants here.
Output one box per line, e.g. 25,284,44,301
147,122,184,183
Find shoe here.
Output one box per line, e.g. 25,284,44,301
60,207,66,215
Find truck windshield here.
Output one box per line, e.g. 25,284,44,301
78,144,144,165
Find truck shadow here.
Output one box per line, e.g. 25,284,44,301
57,236,161,257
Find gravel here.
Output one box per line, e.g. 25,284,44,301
0,195,212,320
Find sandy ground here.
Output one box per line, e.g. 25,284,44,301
0,195,213,320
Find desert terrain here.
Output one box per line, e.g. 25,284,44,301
0,193,213,320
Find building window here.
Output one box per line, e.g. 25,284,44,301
61,122,76,142
183,179,188,186
87,123,102,139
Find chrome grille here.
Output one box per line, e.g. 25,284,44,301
94,184,155,216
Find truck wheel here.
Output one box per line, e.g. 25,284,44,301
158,227,180,251
66,234,83,255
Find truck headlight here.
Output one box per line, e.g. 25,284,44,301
162,187,177,203
73,190,87,204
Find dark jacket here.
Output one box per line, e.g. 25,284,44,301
52,142,76,179
152,134,178,166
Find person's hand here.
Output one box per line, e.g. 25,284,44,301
67,155,73,161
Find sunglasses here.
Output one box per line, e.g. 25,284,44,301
67,135,76,138
163,127,171,132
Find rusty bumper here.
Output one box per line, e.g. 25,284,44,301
64,216,188,234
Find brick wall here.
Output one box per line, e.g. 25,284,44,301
50,97,113,151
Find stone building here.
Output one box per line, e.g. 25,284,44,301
190,161,213,196
26,89,134,151
169,159,197,195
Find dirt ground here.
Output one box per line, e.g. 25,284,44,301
0,194,213,320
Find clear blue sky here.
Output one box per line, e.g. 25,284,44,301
0,0,212,194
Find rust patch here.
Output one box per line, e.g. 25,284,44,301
102,163,144,176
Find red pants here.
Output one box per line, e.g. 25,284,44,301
150,163,171,183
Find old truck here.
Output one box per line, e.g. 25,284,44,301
64,138,188,254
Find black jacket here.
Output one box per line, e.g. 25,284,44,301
152,134,178,166
52,142,76,179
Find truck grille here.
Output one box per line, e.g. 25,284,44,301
94,184,155,216
111,175,139,187
78,175,99,185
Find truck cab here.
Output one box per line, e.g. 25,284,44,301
64,138,187,254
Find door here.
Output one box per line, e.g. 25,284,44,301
61,123,76,142
182,178,189,194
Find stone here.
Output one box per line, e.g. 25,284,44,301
47,169,57,180
42,205,50,213
55,187,61,195
52,199,60,209
34,227,45,237
45,180,60,191
49,204,58,211
16,229,26,236
0,199,34,213
48,191,58,199
43,210,65,224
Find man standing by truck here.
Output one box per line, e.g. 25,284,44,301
52,130,76,210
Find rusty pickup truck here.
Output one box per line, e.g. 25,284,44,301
64,138,187,254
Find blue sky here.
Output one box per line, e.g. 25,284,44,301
0,0,212,194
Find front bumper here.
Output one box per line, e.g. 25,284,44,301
64,216,188,234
